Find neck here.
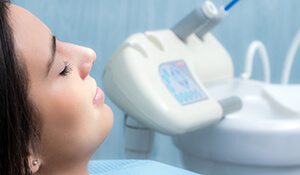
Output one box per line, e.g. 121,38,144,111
38,157,90,175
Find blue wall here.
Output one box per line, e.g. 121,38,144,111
14,0,300,167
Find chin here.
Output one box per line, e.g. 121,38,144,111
93,104,114,147
103,104,114,129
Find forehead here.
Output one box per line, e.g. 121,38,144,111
8,4,52,80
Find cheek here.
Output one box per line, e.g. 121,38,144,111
42,86,99,143
31,80,84,132
33,82,113,158
30,68,95,130
36,88,90,154
40,91,85,125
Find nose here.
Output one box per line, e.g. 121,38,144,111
78,47,96,80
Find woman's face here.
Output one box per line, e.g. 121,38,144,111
9,4,113,167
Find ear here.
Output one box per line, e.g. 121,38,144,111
28,154,41,174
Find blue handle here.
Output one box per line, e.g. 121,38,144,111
224,0,240,11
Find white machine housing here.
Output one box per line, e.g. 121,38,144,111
103,30,233,135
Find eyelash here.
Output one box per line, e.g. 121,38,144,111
59,61,73,76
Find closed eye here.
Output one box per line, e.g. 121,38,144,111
59,61,73,76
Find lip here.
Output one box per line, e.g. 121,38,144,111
93,86,105,105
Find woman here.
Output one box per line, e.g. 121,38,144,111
0,0,113,174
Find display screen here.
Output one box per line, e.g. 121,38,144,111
159,60,207,105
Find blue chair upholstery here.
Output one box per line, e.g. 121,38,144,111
88,160,200,175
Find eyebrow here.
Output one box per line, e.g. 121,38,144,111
46,35,56,76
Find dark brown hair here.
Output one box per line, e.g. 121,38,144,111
0,1,40,174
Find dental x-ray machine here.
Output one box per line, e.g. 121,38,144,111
103,0,241,135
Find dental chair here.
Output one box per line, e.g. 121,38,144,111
88,160,198,175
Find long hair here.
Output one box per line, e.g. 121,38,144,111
0,1,40,174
